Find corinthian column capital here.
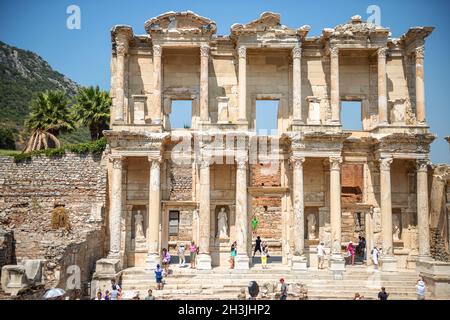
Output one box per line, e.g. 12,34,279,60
329,156,342,171
415,45,425,59
380,157,393,171
110,155,124,169
377,46,388,59
330,46,339,58
153,44,162,57
416,159,430,172
200,44,210,57
290,156,306,169
238,46,246,59
292,45,302,59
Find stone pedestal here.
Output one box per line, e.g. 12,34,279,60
291,255,307,272
0,265,29,296
91,258,121,299
329,255,345,280
197,254,212,270
380,255,398,272
417,259,450,299
235,254,250,270
144,253,160,271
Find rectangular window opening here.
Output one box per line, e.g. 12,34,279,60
256,100,278,135
341,101,362,131
168,210,180,236
170,100,192,129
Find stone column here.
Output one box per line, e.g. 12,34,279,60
200,45,210,122
292,45,303,123
329,156,345,276
291,156,307,271
330,47,340,123
417,159,431,260
152,45,162,124
197,159,212,269
114,35,129,123
379,157,397,271
235,157,250,269
238,46,247,122
377,47,388,124
329,156,342,255
108,156,123,258
145,157,161,270
415,46,426,123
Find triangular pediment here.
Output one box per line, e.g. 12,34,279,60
144,11,216,35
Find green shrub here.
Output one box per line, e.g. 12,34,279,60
12,137,107,162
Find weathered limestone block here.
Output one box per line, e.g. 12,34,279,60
417,260,450,299
1,265,29,295
217,97,229,123
90,258,121,298
23,259,44,284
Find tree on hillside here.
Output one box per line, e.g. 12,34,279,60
23,90,75,152
72,86,111,141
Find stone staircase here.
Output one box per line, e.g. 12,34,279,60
120,264,426,300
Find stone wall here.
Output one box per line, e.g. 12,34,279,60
0,153,107,292
169,163,193,201
251,197,282,240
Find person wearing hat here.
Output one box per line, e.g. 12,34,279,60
178,243,186,267
279,278,288,300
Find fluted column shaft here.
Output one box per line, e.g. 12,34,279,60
235,158,249,255
330,156,342,254
417,159,431,259
415,46,426,123
292,45,303,122
199,160,211,254
378,47,388,124
152,45,162,123
330,47,340,123
109,156,123,258
148,157,161,255
200,45,210,122
238,46,247,121
380,157,394,255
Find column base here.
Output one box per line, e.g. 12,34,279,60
329,255,345,280
235,255,250,270
380,255,398,272
291,255,308,272
91,258,122,299
144,253,160,271
197,254,212,270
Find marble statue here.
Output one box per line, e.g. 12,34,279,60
135,210,145,240
307,213,317,240
393,214,401,241
217,207,228,239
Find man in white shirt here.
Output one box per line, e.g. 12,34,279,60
317,242,326,269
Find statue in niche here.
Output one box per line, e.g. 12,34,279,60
134,210,145,240
393,214,401,241
217,207,229,239
307,213,317,240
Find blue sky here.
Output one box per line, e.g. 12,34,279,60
0,0,449,163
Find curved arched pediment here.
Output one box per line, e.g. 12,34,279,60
144,11,216,35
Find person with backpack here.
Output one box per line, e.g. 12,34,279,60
416,277,426,300
253,236,262,257
155,264,164,290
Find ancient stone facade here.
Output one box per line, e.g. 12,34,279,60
96,11,445,277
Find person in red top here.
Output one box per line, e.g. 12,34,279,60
347,242,355,265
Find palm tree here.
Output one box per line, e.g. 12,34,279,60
23,90,75,152
72,86,111,140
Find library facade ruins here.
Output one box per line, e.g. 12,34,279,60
1,11,450,299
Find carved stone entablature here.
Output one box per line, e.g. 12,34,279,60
399,26,434,54
305,192,325,204
111,25,134,55
144,11,217,36
285,131,350,156
104,130,170,151
374,133,436,156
